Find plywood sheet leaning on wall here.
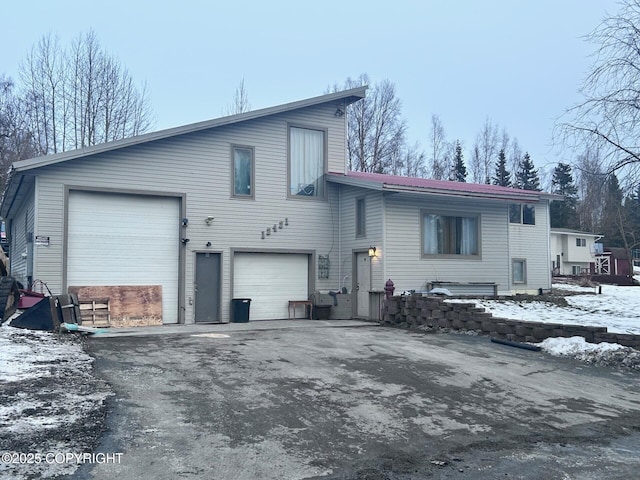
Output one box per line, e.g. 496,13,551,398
68,285,163,327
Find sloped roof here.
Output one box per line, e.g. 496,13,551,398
10,86,366,173
1,87,366,218
550,228,602,237
327,171,562,202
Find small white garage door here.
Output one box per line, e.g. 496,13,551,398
233,253,309,320
67,191,180,323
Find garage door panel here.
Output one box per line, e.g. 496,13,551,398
234,253,308,320
67,191,179,323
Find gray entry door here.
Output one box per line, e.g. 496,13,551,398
195,252,221,323
356,252,370,318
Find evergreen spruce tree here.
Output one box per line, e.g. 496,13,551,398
492,149,511,187
600,174,625,247
514,152,540,191
624,185,640,264
450,140,467,182
549,162,578,228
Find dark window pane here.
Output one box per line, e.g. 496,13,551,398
509,204,521,223
523,204,535,225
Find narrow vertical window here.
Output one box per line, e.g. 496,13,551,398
509,204,521,224
289,126,325,198
356,198,366,237
232,146,253,198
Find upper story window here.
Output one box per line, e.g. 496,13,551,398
422,212,479,256
232,145,254,198
289,126,326,199
356,197,366,237
509,204,535,225
576,238,586,247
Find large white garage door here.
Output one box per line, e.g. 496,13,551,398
233,253,309,320
67,191,180,323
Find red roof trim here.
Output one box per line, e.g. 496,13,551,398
327,171,558,201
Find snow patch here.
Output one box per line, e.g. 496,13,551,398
539,336,624,356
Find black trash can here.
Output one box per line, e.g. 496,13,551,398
231,298,251,323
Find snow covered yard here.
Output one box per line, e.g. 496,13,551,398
469,282,640,335
450,280,640,370
0,324,111,480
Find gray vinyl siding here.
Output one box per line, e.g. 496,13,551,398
508,200,552,293
337,186,384,291
9,186,35,286
29,102,346,322
383,193,511,295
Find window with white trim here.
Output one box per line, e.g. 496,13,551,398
289,126,325,198
509,204,535,225
576,238,586,247
422,212,479,256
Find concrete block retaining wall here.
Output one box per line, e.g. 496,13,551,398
382,295,640,350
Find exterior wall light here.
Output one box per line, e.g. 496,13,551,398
368,246,377,257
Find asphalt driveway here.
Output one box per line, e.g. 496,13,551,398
73,322,640,479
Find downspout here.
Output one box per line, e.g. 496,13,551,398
546,201,552,291
338,187,341,291
381,192,386,289
32,176,39,288
506,203,511,295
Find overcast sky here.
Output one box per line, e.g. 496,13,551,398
1,0,621,180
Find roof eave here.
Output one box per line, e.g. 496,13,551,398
381,184,545,202
327,173,553,202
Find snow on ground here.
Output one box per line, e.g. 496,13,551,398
461,283,640,335
447,282,640,369
0,323,111,480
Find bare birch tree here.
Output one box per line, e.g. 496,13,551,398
225,78,251,115
575,149,606,232
471,117,499,183
559,0,640,183
388,141,427,177
20,31,152,154
428,114,448,180
0,76,38,190
338,74,406,173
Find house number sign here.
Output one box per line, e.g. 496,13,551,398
35,236,50,246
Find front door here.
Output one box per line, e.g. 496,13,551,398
356,252,370,318
195,252,221,323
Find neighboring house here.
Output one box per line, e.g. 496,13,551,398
0,87,561,324
550,228,603,276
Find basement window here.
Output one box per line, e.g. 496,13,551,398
513,259,527,284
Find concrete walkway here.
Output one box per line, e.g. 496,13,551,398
87,319,376,338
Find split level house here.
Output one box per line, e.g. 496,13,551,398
550,228,603,276
0,87,562,325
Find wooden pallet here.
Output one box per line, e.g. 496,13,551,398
79,298,111,326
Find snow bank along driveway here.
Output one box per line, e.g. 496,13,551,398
0,325,111,480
